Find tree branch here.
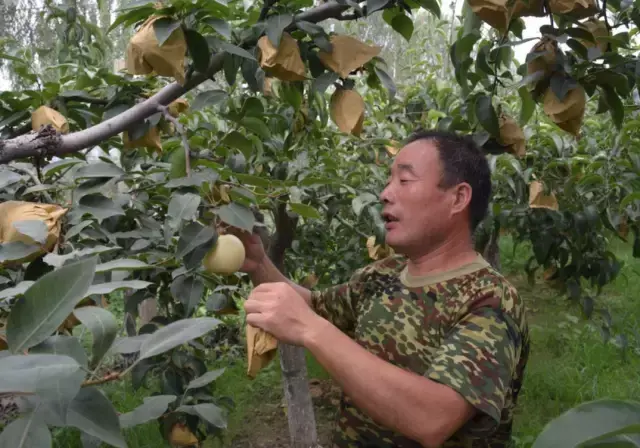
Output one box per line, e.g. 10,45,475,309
0,0,354,165
268,196,298,270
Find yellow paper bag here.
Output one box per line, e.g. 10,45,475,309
548,0,598,18
542,85,586,136
31,106,69,134
527,37,559,79
168,98,189,117
257,33,306,81
366,235,394,260
123,126,163,152
246,324,278,379
0,201,68,264
577,18,610,54
330,88,365,136
468,0,511,32
498,114,526,157
529,180,559,210
318,34,381,79
125,15,187,84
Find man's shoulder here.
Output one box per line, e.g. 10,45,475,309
351,254,407,281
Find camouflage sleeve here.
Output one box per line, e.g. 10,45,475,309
309,268,368,337
424,303,522,433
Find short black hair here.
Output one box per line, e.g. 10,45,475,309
404,129,492,232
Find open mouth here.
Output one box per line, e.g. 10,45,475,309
382,212,399,223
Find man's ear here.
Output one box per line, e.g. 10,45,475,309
450,182,472,216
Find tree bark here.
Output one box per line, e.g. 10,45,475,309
267,199,320,448
482,228,501,272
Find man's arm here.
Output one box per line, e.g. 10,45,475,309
303,317,476,448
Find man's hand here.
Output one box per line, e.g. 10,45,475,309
244,282,324,346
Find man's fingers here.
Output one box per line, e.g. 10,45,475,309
246,312,267,329
244,297,267,314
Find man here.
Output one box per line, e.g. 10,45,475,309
236,130,530,447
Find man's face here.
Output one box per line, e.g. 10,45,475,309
379,139,467,255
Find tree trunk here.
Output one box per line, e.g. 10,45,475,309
482,229,501,272
267,200,319,448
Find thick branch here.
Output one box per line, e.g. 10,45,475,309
0,0,354,165
268,197,298,270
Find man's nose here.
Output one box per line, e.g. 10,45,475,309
380,184,393,204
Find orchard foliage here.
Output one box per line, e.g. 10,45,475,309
0,0,639,444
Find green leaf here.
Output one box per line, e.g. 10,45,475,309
12,220,48,245
153,17,181,46
532,399,640,448
240,117,271,139
0,241,41,263
550,72,578,102
176,222,216,258
226,153,247,173
602,86,624,130
0,412,51,448
109,334,150,355
295,20,324,36
620,192,640,210
312,71,338,93
518,85,535,125
86,280,152,296
43,245,118,268
191,90,228,112
0,353,82,396
419,0,440,17
67,387,127,448
391,13,413,42
30,335,88,369
221,131,254,158
265,14,293,47
6,257,98,353
185,29,210,72
373,66,396,99
0,170,23,189
176,403,227,428
565,26,596,43
219,42,256,61
186,368,226,390
137,317,221,361
95,259,152,273
289,202,321,219
0,281,35,300
170,275,205,316
119,395,176,429
77,194,126,222
205,18,231,39
74,162,124,179
474,94,500,137
73,306,118,367
214,203,256,232
167,192,201,228
367,0,390,15
352,192,378,216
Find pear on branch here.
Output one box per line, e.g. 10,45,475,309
498,113,526,157
529,180,559,210
577,18,610,54
317,34,381,78
125,15,187,85
542,85,586,137
330,88,365,136
526,37,559,82
0,201,68,266
31,105,69,134
257,32,306,81
548,0,598,18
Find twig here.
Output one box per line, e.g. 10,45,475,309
9,163,54,203
158,105,191,176
259,0,277,21
81,371,121,387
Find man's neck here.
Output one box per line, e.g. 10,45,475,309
404,232,478,277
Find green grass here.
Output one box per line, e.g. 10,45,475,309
51,234,640,447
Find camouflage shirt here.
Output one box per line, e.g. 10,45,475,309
310,254,530,448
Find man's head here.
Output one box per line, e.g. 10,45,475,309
379,130,492,256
